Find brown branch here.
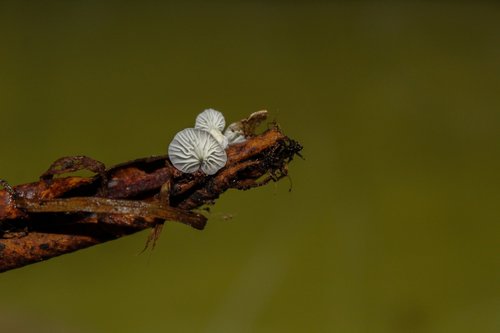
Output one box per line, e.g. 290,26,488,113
0,127,302,272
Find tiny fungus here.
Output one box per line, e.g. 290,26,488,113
168,108,250,175
168,128,227,175
224,122,247,145
195,108,229,149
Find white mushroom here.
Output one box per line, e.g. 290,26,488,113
223,110,268,145
224,122,246,144
195,108,228,149
195,108,225,132
168,128,227,175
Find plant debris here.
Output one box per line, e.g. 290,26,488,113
0,114,302,273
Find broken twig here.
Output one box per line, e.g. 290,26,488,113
0,117,302,273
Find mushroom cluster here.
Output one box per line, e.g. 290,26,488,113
168,109,246,175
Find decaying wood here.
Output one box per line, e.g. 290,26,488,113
0,126,302,273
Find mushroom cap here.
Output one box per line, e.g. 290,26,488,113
195,108,226,132
168,128,227,175
224,122,246,145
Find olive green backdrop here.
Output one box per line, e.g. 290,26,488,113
0,1,499,332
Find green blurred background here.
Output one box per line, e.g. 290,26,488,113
0,1,499,332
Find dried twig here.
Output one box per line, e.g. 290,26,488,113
0,126,302,273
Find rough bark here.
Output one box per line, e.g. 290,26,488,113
0,128,302,272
